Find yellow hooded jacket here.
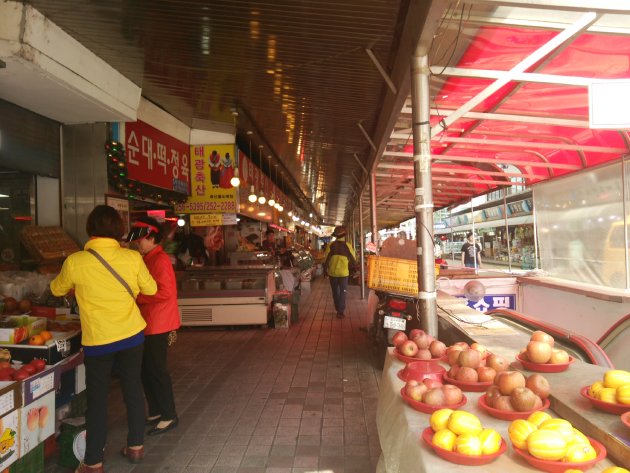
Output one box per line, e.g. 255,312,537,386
324,238,357,278
50,238,157,346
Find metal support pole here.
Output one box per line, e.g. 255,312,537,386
622,158,629,289
410,51,437,337
532,187,540,271
370,172,378,247
503,188,512,273
359,192,366,299
471,200,478,274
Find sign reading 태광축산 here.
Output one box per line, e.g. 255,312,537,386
190,213,237,227
174,144,238,214
125,120,190,193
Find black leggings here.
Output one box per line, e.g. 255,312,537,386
84,343,144,465
142,332,177,421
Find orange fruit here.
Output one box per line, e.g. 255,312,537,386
28,335,44,346
39,331,53,341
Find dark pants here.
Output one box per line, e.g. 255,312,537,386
142,332,177,421
329,276,349,313
84,343,145,465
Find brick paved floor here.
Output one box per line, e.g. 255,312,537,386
46,277,382,473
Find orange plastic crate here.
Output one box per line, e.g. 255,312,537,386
367,255,419,296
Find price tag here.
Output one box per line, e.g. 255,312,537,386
30,371,54,400
383,315,406,331
0,390,14,417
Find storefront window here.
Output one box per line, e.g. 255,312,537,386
0,172,35,268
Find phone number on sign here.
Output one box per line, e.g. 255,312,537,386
174,201,236,212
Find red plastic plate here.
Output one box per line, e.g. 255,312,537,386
580,386,630,415
400,388,467,414
442,374,493,392
477,394,550,421
393,348,446,364
512,437,606,473
397,361,446,383
515,353,574,373
621,411,630,429
421,427,506,466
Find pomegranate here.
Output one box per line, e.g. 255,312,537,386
3,298,17,313
30,359,46,373
21,364,36,375
17,299,32,313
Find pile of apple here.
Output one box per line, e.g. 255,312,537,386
485,371,550,412
520,330,570,365
429,409,503,456
393,329,447,360
587,369,630,405
445,342,509,384
0,359,46,382
2,297,32,315
509,412,597,463
403,377,464,407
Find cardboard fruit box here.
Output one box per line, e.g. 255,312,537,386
0,317,47,345
0,330,81,365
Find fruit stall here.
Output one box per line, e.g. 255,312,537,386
375,290,630,472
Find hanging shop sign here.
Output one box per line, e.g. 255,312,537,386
125,121,190,193
190,213,237,227
174,144,238,214
507,199,532,216
105,195,130,236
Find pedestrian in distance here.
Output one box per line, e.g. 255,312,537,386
461,231,482,269
324,226,357,318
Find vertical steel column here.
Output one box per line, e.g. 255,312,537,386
410,52,437,337
622,158,629,289
359,193,366,299
532,187,540,271
471,200,478,274
370,172,378,246
503,189,512,272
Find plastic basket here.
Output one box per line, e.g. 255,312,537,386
367,256,418,296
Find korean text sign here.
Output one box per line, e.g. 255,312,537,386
125,120,190,193
174,144,238,213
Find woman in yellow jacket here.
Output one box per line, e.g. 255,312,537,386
51,205,157,473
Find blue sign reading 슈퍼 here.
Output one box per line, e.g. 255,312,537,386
459,294,516,313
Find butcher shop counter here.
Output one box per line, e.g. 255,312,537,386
375,293,629,472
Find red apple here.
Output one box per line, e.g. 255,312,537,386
458,349,481,369
422,388,446,406
408,329,425,340
399,340,418,357
429,340,447,358
414,349,432,360
531,330,554,347
447,350,463,366
486,354,508,372
527,341,552,364
477,366,497,383
470,342,487,354
498,371,526,396
455,366,479,383
412,332,431,350
423,378,443,390
392,331,408,348
447,365,460,379
405,380,427,401
442,385,463,405
549,349,569,364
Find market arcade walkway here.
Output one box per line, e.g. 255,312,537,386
46,277,382,473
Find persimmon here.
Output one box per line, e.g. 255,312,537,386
28,335,44,346
39,331,53,341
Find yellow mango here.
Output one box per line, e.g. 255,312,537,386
508,419,537,450
447,410,482,436
615,384,630,405
430,408,454,432
432,428,456,451
478,428,502,455
454,434,482,456
603,370,630,389
598,387,618,404
527,429,567,461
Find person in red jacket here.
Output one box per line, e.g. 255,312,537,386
126,217,180,435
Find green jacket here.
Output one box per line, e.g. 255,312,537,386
324,239,357,277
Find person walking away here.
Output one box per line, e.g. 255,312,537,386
126,217,181,435
50,205,157,473
461,232,482,269
324,226,356,318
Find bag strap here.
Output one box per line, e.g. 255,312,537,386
87,249,134,298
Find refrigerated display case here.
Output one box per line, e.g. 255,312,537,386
176,266,276,327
